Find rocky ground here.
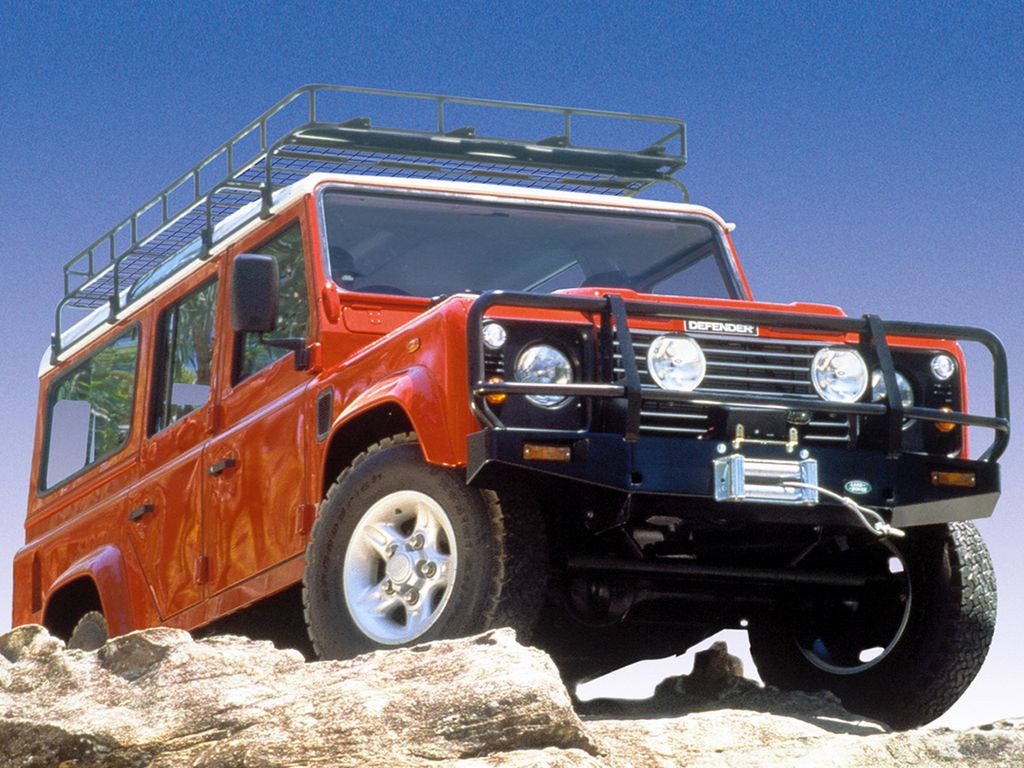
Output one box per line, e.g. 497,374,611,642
0,624,1020,767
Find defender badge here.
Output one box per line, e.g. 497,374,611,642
685,319,758,336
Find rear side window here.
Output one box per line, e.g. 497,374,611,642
151,280,218,434
43,326,140,490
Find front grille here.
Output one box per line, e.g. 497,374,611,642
615,330,851,444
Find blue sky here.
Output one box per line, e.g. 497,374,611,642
1,1,1021,726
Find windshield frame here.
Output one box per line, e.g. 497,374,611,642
314,182,747,300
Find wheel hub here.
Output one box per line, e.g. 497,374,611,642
342,490,457,645
386,552,415,584
795,538,912,675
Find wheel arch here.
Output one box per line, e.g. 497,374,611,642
319,368,464,499
42,545,133,640
43,576,102,641
320,402,414,498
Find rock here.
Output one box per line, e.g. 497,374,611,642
0,626,596,767
0,624,65,663
584,643,880,734
654,641,744,699
587,715,1024,767
0,624,1020,767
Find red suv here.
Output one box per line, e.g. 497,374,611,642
14,86,1009,728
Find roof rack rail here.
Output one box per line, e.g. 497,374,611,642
52,84,687,362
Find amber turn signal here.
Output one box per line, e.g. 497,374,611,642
935,406,956,433
931,471,976,488
485,377,507,405
523,443,572,462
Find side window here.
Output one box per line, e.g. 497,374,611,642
43,326,140,490
151,280,219,434
235,223,309,382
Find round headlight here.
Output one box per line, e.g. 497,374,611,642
930,354,956,381
811,347,868,403
647,334,706,393
482,322,507,350
514,344,573,408
871,369,915,409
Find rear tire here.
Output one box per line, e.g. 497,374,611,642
68,610,108,651
303,433,546,659
749,521,996,729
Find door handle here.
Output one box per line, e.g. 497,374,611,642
128,503,155,522
208,457,238,476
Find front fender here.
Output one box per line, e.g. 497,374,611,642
332,365,464,467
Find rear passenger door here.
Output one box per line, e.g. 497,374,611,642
126,275,219,618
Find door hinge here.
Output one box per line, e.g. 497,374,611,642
206,404,223,435
193,555,210,584
295,503,317,536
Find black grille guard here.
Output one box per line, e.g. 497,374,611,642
467,291,1010,462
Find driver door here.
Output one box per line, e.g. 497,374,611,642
203,217,317,595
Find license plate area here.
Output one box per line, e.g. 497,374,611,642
713,454,818,505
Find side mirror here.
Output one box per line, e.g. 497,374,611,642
231,254,279,333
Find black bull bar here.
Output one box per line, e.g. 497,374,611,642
466,291,1010,463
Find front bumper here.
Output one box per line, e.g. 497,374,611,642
466,290,1009,530
467,428,1000,528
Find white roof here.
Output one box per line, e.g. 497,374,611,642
41,173,728,376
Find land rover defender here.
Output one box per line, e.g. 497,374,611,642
13,85,1009,728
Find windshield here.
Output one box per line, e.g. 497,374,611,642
321,190,739,299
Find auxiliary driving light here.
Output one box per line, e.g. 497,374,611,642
811,347,868,403
647,334,706,393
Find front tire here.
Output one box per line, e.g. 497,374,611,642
749,521,996,729
303,433,546,659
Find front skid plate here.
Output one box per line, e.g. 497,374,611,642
467,429,1000,527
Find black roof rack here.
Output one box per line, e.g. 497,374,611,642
52,84,687,361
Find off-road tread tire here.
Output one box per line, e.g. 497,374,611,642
478,484,549,638
749,521,996,729
303,432,546,659
907,521,997,725
68,610,108,652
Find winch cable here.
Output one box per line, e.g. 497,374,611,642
782,481,907,539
